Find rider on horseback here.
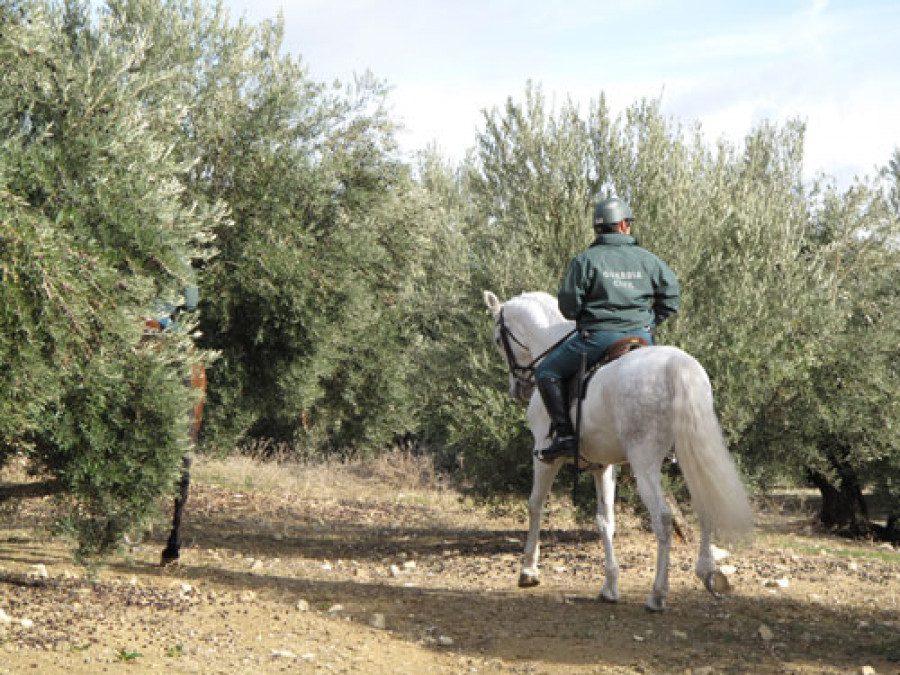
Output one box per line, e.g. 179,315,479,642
534,197,681,463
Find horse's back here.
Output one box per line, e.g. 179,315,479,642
596,345,703,400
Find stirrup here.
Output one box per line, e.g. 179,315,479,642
534,435,578,463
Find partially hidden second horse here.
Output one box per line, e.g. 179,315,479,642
484,290,753,612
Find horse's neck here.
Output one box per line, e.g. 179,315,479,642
531,319,575,355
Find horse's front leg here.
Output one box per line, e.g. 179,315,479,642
593,465,620,603
519,458,562,588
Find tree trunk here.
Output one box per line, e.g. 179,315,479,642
807,444,870,537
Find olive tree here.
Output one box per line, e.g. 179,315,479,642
0,0,218,555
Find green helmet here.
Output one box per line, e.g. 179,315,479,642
593,197,634,229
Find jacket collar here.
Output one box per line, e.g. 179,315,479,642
591,233,637,247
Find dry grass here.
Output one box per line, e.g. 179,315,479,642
193,448,451,505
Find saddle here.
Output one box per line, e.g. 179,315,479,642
569,335,649,401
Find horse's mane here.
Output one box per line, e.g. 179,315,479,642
509,291,566,329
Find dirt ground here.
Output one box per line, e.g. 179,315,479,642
1,453,898,675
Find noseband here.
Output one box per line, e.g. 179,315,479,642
495,308,574,388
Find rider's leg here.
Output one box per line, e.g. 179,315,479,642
535,376,577,461
534,334,591,462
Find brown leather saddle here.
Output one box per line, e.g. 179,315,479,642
570,335,649,401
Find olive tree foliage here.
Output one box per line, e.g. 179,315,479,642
0,0,219,555
740,166,900,537
398,148,531,482
98,1,435,455
181,32,427,455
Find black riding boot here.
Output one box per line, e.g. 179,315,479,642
535,377,578,463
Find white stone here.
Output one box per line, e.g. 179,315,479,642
0,608,11,624
438,636,454,646
296,599,310,612
370,613,386,629
28,564,48,579
271,650,296,659
758,624,774,642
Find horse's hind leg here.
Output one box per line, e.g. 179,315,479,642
593,465,620,603
161,453,192,566
633,467,672,612
696,524,731,598
519,459,562,588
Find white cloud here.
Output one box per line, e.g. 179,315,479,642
218,0,900,184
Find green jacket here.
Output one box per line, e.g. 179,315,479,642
558,233,680,331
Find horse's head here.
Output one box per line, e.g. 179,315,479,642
483,290,539,403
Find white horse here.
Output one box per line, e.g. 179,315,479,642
484,290,753,612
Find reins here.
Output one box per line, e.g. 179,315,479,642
496,308,575,387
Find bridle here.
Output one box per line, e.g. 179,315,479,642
494,308,575,389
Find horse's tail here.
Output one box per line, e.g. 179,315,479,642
669,355,753,541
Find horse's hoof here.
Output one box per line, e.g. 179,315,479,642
160,548,181,567
597,593,618,604
644,593,666,613
518,573,540,588
704,571,731,598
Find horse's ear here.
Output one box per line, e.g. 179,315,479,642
483,290,502,316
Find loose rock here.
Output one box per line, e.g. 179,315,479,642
271,649,296,659
28,564,48,579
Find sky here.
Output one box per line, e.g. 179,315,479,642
218,0,900,186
